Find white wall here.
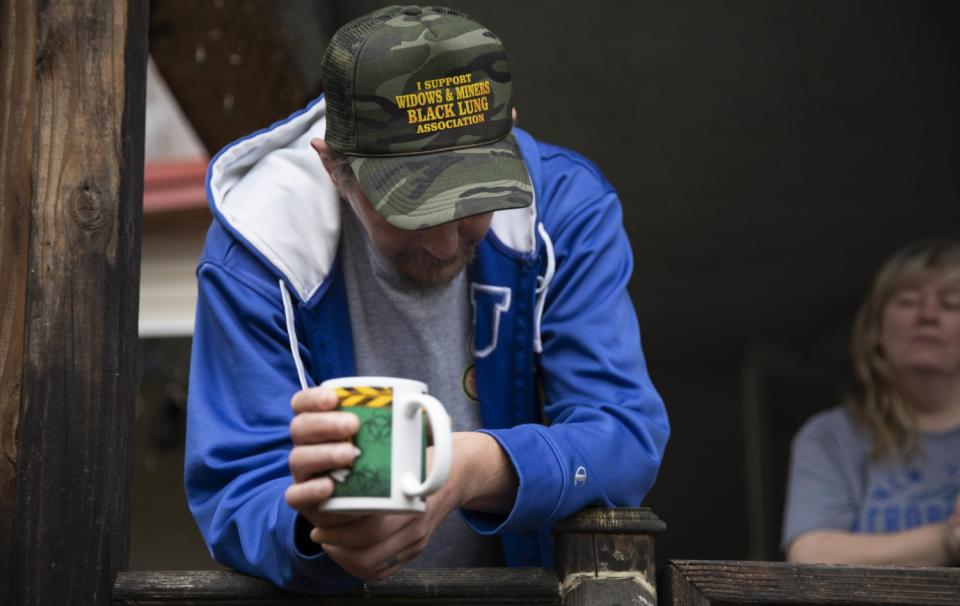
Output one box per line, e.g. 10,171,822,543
139,218,207,337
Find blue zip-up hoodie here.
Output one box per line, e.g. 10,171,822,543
185,96,669,594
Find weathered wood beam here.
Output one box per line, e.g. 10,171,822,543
0,0,148,603
0,0,35,578
660,560,960,605
113,568,560,605
148,0,337,155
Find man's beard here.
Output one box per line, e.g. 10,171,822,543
390,240,478,291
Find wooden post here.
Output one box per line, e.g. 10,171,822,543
0,0,148,604
554,507,665,606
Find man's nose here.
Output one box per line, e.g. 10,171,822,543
420,222,460,261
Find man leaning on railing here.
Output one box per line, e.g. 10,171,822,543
183,4,669,594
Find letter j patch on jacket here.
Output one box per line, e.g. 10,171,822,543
470,283,511,358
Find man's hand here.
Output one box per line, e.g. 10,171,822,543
284,386,360,508
284,386,518,580
307,472,462,579
282,386,460,579
308,432,516,579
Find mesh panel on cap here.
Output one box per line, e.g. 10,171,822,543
320,6,396,152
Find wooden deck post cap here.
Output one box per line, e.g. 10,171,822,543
553,507,666,535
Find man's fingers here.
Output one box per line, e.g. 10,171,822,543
291,386,339,414
365,533,431,580
367,557,404,581
285,485,375,527
290,411,358,444
313,513,417,549
321,526,429,580
284,477,335,511
309,512,373,530
288,442,360,483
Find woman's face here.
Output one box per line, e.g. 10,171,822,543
880,271,960,376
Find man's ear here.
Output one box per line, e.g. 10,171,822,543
310,138,340,186
511,106,518,127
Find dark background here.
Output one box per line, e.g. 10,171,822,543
334,0,960,562
134,0,960,567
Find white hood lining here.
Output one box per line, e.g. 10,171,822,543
207,97,538,303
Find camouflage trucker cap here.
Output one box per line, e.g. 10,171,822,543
320,5,533,230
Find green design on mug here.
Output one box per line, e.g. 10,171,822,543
332,388,392,498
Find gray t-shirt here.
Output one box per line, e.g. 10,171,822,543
338,204,504,568
782,405,960,551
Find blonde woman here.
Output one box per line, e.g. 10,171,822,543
783,240,960,565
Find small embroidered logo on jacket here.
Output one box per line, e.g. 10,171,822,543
335,387,393,408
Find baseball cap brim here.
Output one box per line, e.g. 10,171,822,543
347,133,533,231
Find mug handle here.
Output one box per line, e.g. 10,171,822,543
398,394,452,498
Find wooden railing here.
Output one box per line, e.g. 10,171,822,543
111,508,960,605
114,569,558,605
113,515,960,605
659,559,960,605
112,507,664,605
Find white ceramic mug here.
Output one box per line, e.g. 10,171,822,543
317,377,452,513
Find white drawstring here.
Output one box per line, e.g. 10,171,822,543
281,225,553,373
534,222,555,354
279,280,309,390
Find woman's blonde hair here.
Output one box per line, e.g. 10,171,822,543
846,239,960,459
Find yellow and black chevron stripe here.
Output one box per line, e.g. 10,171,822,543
335,386,393,408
